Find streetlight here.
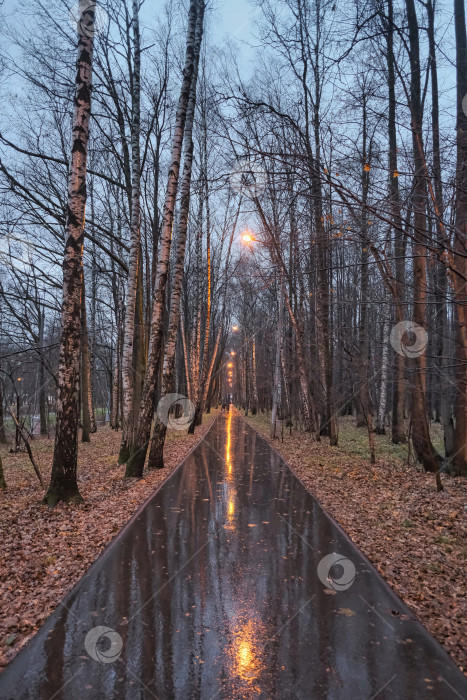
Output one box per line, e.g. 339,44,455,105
230,351,236,356
232,325,238,331
241,231,256,244
228,363,233,368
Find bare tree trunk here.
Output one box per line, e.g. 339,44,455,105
0,453,5,490
405,0,442,484
14,391,21,453
271,273,284,437
307,0,337,445
37,308,48,436
426,0,454,457
314,152,336,444
80,268,92,443
280,342,291,419
244,341,250,416
250,337,259,415
11,410,45,488
356,238,375,462
145,2,204,468
119,0,142,463
385,0,406,445
125,0,199,478
132,249,146,422
204,327,221,402
110,345,120,430
88,190,97,434
450,0,467,475
43,1,94,505
283,288,319,436
356,235,370,426
180,307,192,401
356,95,375,460
189,126,211,432
0,378,6,444
376,311,390,434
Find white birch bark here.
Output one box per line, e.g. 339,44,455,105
44,0,95,505
125,0,199,477
180,307,192,400
148,1,205,467
119,0,142,463
377,312,390,433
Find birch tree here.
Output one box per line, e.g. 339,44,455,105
125,0,200,478
118,0,142,463
43,0,95,505
148,0,205,468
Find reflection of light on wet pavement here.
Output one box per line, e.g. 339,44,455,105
222,412,237,531
227,617,266,691
225,410,232,477
225,484,236,530
224,412,237,528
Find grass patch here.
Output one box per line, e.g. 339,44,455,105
244,411,445,467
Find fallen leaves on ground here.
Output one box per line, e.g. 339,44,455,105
244,413,467,675
0,411,219,668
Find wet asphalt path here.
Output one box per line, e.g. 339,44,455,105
1,412,466,699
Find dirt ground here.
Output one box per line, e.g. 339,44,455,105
244,412,467,675
0,410,219,668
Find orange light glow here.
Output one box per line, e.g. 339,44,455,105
232,325,238,331
230,351,236,356
226,410,232,477
228,363,233,367
241,232,255,243
228,617,266,688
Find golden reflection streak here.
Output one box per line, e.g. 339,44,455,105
228,618,266,690
225,411,236,525
225,410,232,478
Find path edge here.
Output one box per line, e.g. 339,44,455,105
238,410,467,681
0,413,220,677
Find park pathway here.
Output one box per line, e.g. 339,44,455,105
1,412,466,699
